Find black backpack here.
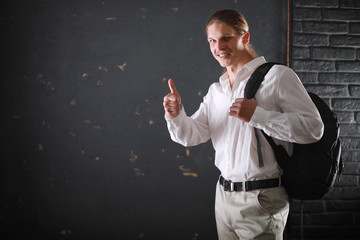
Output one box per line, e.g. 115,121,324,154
245,62,343,200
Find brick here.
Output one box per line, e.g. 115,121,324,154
297,72,318,83
334,175,359,187
290,226,334,238
340,137,360,149
294,7,322,20
342,162,360,174
349,85,360,96
349,22,360,34
318,72,360,83
341,187,360,199
337,61,360,72
340,123,360,136
293,33,328,46
340,149,360,162
303,21,348,34
330,35,360,47
355,212,360,225
292,47,310,59
324,187,342,199
326,200,360,211
323,8,360,21
292,21,302,32
340,0,360,8
290,200,325,213
311,47,356,60
305,84,348,97
357,49,360,60
356,112,360,122
334,111,355,122
334,226,360,238
294,0,339,8
308,212,353,225
292,60,336,72
288,213,307,225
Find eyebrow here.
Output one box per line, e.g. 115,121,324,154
207,34,233,40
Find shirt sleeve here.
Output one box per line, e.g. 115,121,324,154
249,67,324,144
165,96,211,147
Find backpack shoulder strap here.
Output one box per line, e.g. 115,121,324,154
245,62,284,168
244,62,279,99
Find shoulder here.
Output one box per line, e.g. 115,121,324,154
269,64,297,77
266,64,301,85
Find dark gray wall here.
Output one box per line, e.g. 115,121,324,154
1,0,287,239
289,0,360,239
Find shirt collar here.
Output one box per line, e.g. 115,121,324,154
219,56,266,89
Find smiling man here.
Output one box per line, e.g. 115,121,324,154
163,10,323,240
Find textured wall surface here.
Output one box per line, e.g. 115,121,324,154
1,0,287,239
290,0,360,239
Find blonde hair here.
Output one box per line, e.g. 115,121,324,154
206,9,257,58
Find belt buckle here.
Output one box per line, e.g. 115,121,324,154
229,180,234,192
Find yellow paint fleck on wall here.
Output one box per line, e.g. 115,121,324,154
70,99,77,105
118,63,127,72
49,177,55,188
134,168,145,176
183,172,198,177
192,232,200,240
179,165,198,178
135,108,141,116
179,165,191,172
171,7,179,12
95,156,100,161
84,120,91,124
137,8,147,19
185,148,190,156
93,125,101,129
82,73,88,78
38,144,44,151
130,150,138,163
149,117,154,125
138,232,145,239
59,229,72,235
80,149,86,155
105,17,116,21
96,80,103,86
98,66,108,72
13,115,21,119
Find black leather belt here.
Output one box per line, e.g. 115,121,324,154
219,176,282,192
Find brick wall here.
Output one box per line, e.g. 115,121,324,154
290,0,360,239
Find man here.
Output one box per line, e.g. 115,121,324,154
163,10,323,240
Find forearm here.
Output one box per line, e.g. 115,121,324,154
166,107,210,147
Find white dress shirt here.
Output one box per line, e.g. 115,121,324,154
166,57,324,182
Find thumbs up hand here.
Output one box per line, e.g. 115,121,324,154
163,79,182,119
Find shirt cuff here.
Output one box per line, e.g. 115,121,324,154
165,107,186,123
248,106,268,129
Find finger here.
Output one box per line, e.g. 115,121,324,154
168,79,178,94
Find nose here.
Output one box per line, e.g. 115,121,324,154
215,40,225,50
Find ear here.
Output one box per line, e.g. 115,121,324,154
242,32,250,45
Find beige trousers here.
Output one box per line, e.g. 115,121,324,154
215,180,289,240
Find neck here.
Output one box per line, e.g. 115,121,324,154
227,54,255,88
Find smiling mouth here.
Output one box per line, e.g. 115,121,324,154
217,52,230,58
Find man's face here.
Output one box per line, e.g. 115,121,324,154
207,22,248,68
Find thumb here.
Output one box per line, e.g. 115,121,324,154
168,79,178,94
